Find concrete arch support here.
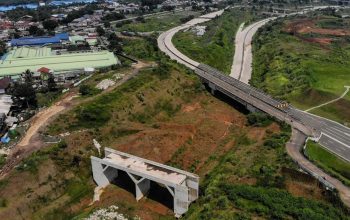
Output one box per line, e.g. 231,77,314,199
127,173,151,201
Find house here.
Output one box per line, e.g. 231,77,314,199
19,15,33,21
0,94,13,128
14,21,31,31
51,14,67,21
0,20,14,31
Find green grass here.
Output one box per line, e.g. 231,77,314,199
117,10,201,32
37,91,62,108
305,140,350,186
308,93,350,126
173,8,260,74
252,15,350,125
0,154,6,170
122,37,159,61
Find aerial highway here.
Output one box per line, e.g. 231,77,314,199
159,7,350,163
158,7,350,205
228,7,350,164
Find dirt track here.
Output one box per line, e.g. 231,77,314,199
0,92,77,179
18,93,76,147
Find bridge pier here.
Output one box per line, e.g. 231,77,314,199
127,173,151,201
208,82,216,95
246,104,259,113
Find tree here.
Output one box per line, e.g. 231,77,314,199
0,41,6,57
36,28,45,36
42,19,58,31
28,25,45,36
96,26,105,36
11,70,37,108
47,73,56,91
28,25,38,35
12,83,37,108
22,69,34,84
102,12,125,21
103,21,111,28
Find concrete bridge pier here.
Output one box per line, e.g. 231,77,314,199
126,173,151,201
246,103,258,113
208,82,216,95
91,159,118,187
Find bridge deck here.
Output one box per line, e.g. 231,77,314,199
104,153,187,185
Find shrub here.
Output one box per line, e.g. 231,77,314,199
76,103,111,127
79,85,100,96
247,112,273,127
58,140,68,149
153,60,171,80
0,198,7,207
0,154,6,169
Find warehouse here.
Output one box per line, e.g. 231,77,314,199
10,33,69,47
0,47,119,78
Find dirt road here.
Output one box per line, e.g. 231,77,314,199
0,91,78,179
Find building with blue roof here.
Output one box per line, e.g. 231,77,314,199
10,33,69,47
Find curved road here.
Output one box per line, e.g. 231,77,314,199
230,18,275,83
157,7,350,207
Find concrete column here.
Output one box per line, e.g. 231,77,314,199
174,186,189,218
186,177,199,202
135,178,150,201
208,82,216,95
91,157,118,187
127,173,150,201
246,104,258,113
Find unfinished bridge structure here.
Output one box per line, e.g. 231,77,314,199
91,148,199,217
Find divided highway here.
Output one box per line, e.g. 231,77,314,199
158,7,350,206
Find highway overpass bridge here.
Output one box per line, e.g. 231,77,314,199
158,8,350,164
158,5,350,207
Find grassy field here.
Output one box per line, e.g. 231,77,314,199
305,141,350,186
122,36,159,61
173,8,262,73
117,10,201,32
252,12,350,126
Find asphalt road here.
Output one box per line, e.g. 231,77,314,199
286,128,350,207
157,5,350,207
158,6,350,165
290,109,350,162
227,7,350,162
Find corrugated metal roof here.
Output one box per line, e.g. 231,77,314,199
0,47,118,76
10,33,69,46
